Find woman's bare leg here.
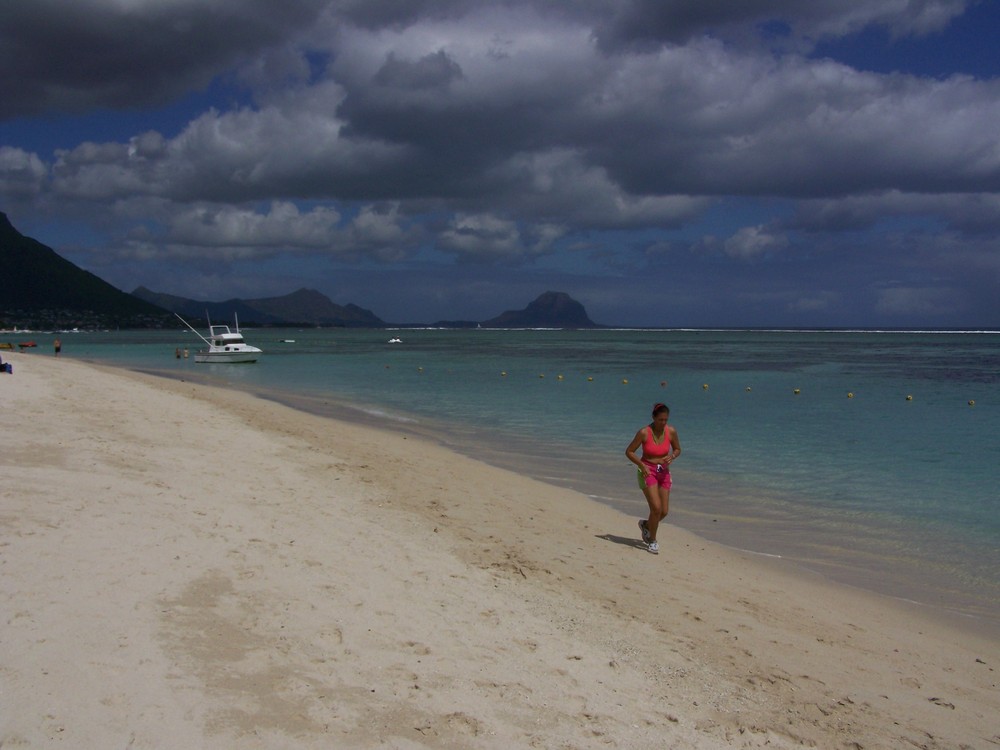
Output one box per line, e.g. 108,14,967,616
643,485,662,540
645,486,670,541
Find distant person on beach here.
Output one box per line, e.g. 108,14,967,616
53,339,61,356
625,403,681,554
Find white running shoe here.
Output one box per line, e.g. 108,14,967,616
648,541,659,554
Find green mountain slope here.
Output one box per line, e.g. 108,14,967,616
0,212,170,328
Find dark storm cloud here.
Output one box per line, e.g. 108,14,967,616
328,0,971,50
0,0,325,118
373,50,464,89
332,0,475,30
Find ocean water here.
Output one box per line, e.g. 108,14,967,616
35,327,1000,626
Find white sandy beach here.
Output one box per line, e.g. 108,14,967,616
1,351,997,749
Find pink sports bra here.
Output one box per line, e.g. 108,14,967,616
642,426,671,459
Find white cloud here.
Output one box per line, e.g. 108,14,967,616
724,225,788,259
484,149,710,228
102,200,426,265
0,147,47,197
343,204,421,262
438,213,527,260
167,202,341,247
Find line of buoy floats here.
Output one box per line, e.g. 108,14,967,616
396,366,978,405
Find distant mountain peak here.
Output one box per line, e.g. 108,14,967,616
481,291,597,328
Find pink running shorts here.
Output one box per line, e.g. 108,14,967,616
638,462,672,490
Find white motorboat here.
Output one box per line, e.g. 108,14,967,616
176,313,263,363
387,337,402,344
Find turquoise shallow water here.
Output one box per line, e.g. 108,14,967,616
35,327,1000,625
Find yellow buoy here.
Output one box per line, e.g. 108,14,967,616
557,374,564,380
905,395,912,401
501,371,507,377
417,367,423,372
539,374,545,378
847,392,854,398
793,388,800,395
745,386,752,392
702,383,709,390
622,378,629,385
587,376,593,382
968,400,976,406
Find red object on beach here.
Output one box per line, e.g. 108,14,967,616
17,341,36,350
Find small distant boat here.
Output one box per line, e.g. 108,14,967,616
387,337,402,344
279,339,296,344
176,313,262,364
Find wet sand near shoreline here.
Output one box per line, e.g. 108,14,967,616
232,383,1000,629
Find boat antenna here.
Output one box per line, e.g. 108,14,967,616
175,313,212,347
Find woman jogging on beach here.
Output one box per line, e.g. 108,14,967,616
625,403,681,554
